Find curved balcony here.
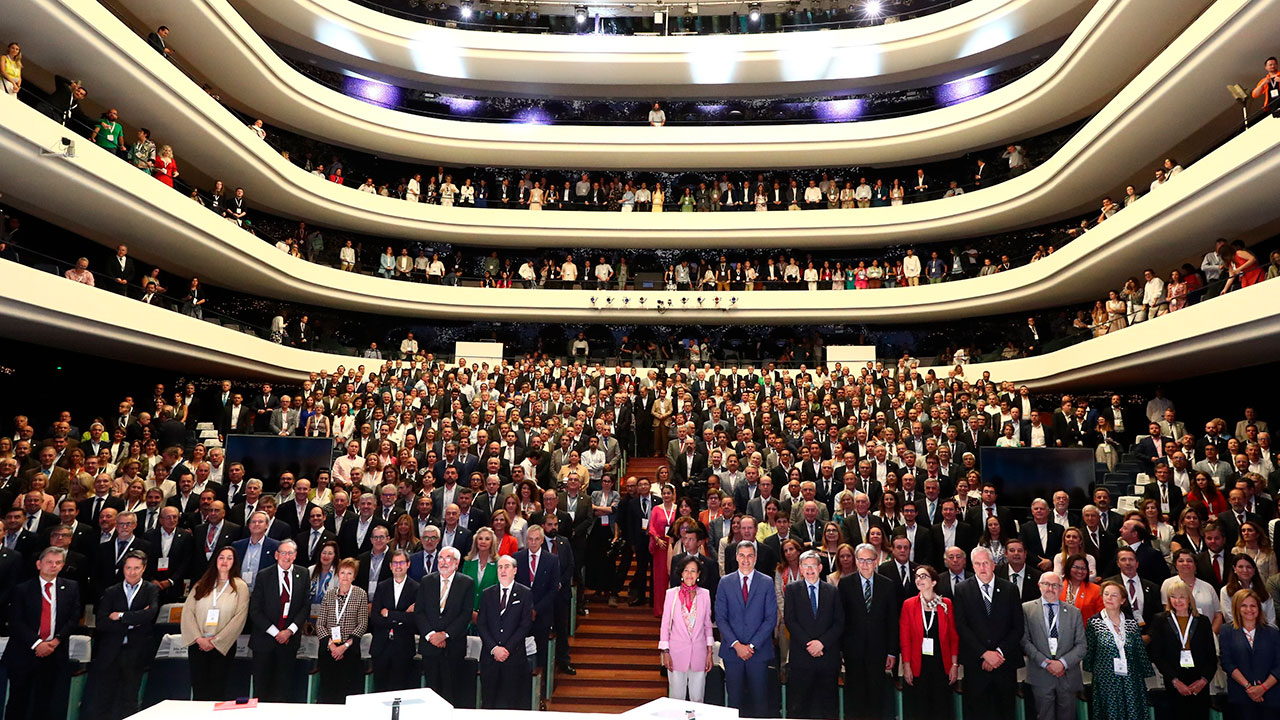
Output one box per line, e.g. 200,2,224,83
5,251,1280,390
5,0,1266,249
196,0,1092,98
1,97,1277,325
58,0,1215,169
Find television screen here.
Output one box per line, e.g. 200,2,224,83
223,435,334,493
977,447,1097,513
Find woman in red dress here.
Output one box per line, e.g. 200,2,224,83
1221,242,1264,293
153,145,178,188
649,482,678,617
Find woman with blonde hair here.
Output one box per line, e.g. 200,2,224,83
1147,579,1215,720
153,145,178,188
1,42,22,97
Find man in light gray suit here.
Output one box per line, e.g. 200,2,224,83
1021,572,1086,720
268,395,299,436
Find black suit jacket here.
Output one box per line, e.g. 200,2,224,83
144,528,195,601
928,521,979,568
1142,482,1186,522
1017,522,1065,567
477,582,533,657
878,559,920,600
838,573,899,665
953,577,1025,670
248,564,311,652
723,538,780,578
785,579,844,672
80,495,125,525
278,500,318,534
92,579,159,661
1148,611,1217,684
370,576,420,655
1105,573,1162,631
2,575,81,668
294,527,337,566
415,571,476,657
356,551,393,591
91,536,152,600
338,517,389,559
190,521,241,577
996,564,1043,602
220,404,253,437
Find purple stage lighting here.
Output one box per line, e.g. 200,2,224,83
814,97,865,122
513,108,552,125
442,97,483,115
342,76,403,108
937,74,991,107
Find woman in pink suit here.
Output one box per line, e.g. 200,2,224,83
659,557,715,703
649,482,678,617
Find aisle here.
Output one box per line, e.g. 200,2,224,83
547,456,670,713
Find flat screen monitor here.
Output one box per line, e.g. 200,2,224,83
223,435,334,493
977,447,1096,512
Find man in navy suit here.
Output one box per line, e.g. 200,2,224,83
247,539,309,702
408,526,442,581
515,525,561,670
84,549,157,720
477,555,533,710
840,543,899,720
439,504,474,555
3,546,82,720
715,541,777,718
954,546,1025,719
370,549,420,691
230,512,279,591
785,551,844,719
416,547,475,707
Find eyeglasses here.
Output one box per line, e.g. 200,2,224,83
390,560,409,566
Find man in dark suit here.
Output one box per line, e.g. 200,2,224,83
356,525,393,596
1116,519,1171,583
1142,463,1186,522
416,546,476,706
247,539,309,702
191,501,240,581
144,506,192,604
953,546,1025,719
409,527,442,582
477,556,534,710
878,535,919,601
91,511,151,602
625,480,655,606
840,491,886,547
785,551,845,719
339,494,387,559
0,544,22,632
1020,410,1058,448
1107,547,1161,635
839,543,900,720
146,25,173,56
1018,499,1064,571
250,385,281,434
220,394,252,438
3,546,82,720
540,514,577,673
937,546,974,598
105,244,136,296
514,525,561,670
277,479,318,535
965,482,1015,540
1136,422,1169,474
1196,523,1231,591
996,538,1043,601
927,499,978,568
722,516,780,577
85,550,158,720
80,475,125,527
672,439,709,489
370,549,421,691
294,506,336,567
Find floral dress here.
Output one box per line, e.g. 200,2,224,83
1084,614,1152,720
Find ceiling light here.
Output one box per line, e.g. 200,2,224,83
863,0,882,17
459,0,473,17
748,2,761,20
575,5,588,22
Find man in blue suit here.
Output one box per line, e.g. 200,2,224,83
514,525,560,670
715,540,777,717
3,546,82,720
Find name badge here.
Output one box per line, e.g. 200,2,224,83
1048,638,1059,656
157,558,170,571
1180,650,1194,668
641,519,649,530
204,608,220,627
1272,88,1278,99
331,626,342,643
1113,657,1128,676
921,638,935,656
106,133,114,142
600,516,609,525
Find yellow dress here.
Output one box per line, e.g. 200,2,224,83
652,189,665,212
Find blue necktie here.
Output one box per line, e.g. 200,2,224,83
809,583,818,618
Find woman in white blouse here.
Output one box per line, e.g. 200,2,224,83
803,262,819,291
1160,548,1223,631
458,179,475,206
1219,553,1276,629
1232,519,1278,579
1054,527,1098,581
331,402,356,446
439,176,458,206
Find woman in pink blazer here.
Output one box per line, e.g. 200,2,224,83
658,556,715,703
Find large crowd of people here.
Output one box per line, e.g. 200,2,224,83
1,353,1279,719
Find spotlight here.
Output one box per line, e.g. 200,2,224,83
748,2,761,20
730,297,739,305
575,5,588,22
639,297,646,305
459,0,473,17
863,0,881,17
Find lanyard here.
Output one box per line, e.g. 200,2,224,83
921,604,937,635
334,591,353,625
1173,615,1193,649
1106,615,1128,664
211,580,229,606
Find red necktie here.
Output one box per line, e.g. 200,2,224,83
206,524,217,552
279,572,291,628
531,552,538,577
1213,554,1222,583
39,581,52,640
742,575,750,604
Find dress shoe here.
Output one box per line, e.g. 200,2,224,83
558,663,577,675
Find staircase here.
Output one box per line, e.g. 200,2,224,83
548,455,669,713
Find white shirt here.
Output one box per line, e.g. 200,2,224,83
902,255,921,278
